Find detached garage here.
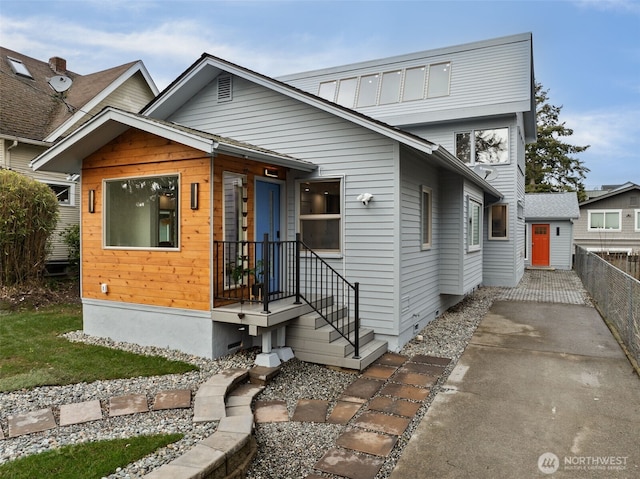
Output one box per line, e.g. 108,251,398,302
525,192,580,270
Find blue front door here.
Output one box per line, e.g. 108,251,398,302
256,180,280,293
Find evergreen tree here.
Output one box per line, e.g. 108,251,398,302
526,82,590,201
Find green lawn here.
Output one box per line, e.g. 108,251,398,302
0,433,183,479
0,304,198,392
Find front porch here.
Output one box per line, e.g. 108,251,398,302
212,236,387,370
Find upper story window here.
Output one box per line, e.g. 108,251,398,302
299,179,341,253
357,74,379,107
456,128,509,165
588,210,621,231
468,197,482,252
402,66,426,102
105,174,179,249
427,62,451,97
317,60,451,108
336,78,357,107
635,210,640,232
379,70,402,104
8,56,32,78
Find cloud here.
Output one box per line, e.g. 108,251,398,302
564,107,640,186
573,0,640,15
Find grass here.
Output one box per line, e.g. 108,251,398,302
0,433,183,479
0,304,198,392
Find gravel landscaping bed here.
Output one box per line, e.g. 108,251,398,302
0,286,498,478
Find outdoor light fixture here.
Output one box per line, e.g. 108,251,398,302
190,183,199,210
88,189,95,213
264,167,279,178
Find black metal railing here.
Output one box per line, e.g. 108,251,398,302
214,233,360,358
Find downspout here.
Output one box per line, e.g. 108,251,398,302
6,139,18,169
210,140,219,312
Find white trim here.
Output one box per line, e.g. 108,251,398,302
420,185,432,250
467,196,482,252
587,209,622,232
635,209,640,232
297,177,343,254
45,61,158,142
39,179,76,207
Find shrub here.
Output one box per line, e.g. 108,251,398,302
61,223,80,271
0,169,59,286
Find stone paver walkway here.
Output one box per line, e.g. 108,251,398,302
1,353,449,479
253,352,450,479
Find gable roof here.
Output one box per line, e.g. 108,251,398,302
142,53,502,201
580,182,640,206
525,192,580,220
0,46,158,143
30,107,316,174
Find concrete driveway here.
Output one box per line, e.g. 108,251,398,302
390,299,640,478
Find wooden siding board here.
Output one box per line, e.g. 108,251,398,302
82,129,212,311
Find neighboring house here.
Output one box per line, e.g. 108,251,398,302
31,33,535,368
574,182,640,254
0,47,158,271
524,192,579,270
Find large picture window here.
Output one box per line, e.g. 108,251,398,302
456,128,509,165
468,198,482,252
588,210,621,231
105,174,179,248
299,179,341,252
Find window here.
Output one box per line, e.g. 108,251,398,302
8,56,32,78
318,81,337,101
379,70,402,104
223,172,246,288
357,74,379,107
336,78,357,107
105,174,179,248
421,186,432,249
47,182,74,206
427,62,451,97
299,179,341,252
636,210,640,232
489,204,508,239
403,66,426,101
588,210,621,231
468,198,482,252
456,128,509,165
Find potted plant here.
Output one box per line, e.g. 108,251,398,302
249,259,264,299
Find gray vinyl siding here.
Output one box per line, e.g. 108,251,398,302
403,116,524,287
4,143,79,261
169,75,400,335
525,221,574,270
398,146,441,342
574,190,640,253
438,170,464,294
279,34,532,127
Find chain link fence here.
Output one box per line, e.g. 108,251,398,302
575,246,640,366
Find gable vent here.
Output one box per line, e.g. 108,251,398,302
217,75,232,102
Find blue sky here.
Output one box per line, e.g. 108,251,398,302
1,0,638,188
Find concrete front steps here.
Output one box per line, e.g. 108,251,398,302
287,309,388,370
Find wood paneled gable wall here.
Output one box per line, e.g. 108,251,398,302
82,128,212,310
